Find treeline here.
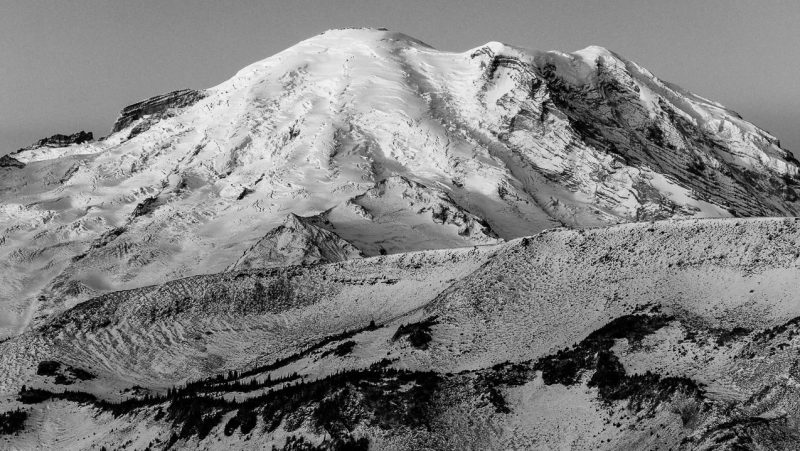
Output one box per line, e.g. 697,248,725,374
272,434,369,451
184,371,302,396
0,409,27,435
19,361,439,447
392,316,437,349
15,318,445,447
234,320,380,381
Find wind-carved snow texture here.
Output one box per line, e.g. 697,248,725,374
2,28,800,449
2,218,800,450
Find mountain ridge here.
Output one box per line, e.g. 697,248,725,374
3,217,800,449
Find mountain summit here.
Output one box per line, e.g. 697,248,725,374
2,28,799,336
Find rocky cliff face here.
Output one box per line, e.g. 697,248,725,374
111,88,205,136
464,43,800,222
0,155,24,169
19,131,93,150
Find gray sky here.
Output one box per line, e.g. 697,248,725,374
2,0,798,155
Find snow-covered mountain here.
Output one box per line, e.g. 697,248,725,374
2,28,798,339
2,28,800,449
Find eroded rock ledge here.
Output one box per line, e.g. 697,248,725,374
111,88,205,133
31,131,93,148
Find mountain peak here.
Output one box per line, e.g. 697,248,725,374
303,27,434,50
3,29,800,337
573,44,617,60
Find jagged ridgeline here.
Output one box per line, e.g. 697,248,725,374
2,27,800,450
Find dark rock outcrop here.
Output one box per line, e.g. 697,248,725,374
0,155,24,169
111,89,205,134
31,131,93,148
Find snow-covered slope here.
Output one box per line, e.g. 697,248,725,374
229,213,363,270
2,217,800,449
1,27,799,339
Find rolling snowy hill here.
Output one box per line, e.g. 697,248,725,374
2,218,800,449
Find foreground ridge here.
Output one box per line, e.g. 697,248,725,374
1,217,800,448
